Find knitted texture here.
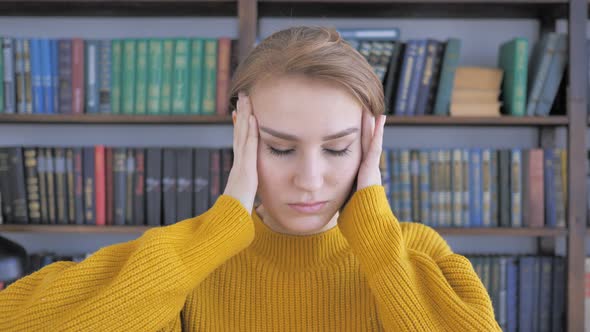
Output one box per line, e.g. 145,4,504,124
0,185,501,331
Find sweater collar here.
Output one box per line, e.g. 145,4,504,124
247,209,350,271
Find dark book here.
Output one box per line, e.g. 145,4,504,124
383,42,403,114
83,147,95,225
58,39,73,114
125,149,135,225
414,39,443,115
44,148,57,224
36,148,48,224
0,148,13,222
146,148,162,226
193,148,210,216
133,149,145,226
209,149,221,206
176,148,193,221
54,147,68,224
162,148,177,225
498,150,511,228
65,148,75,224
113,148,127,226
10,148,28,224
73,148,84,225
105,147,114,226
23,147,41,224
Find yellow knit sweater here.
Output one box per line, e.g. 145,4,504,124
0,185,501,331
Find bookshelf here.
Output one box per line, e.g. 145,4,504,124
0,0,587,331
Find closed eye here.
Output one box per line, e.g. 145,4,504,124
267,146,351,157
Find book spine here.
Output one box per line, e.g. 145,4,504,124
23,148,40,224
133,149,145,225
83,147,95,225
99,39,111,113
135,39,148,115
147,39,163,115
66,148,75,224
23,39,32,113
3,38,15,114
189,39,204,115
193,148,210,216
31,39,43,113
36,147,48,224
160,39,175,115
73,148,84,225
146,148,162,226
432,38,461,115
54,147,68,224
15,39,25,113
51,39,59,113
175,148,193,221
122,39,137,115
125,149,135,225
45,148,57,224
41,39,53,114
201,39,218,115
216,37,231,115
72,38,85,114
95,145,106,226
171,39,191,115
162,148,177,225
58,39,73,114
113,148,127,225
110,40,122,114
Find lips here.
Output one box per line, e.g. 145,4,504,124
288,201,328,214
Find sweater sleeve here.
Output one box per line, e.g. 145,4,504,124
338,185,501,332
0,195,254,332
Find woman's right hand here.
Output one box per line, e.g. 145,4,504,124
223,92,259,214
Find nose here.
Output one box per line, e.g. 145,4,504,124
293,151,324,192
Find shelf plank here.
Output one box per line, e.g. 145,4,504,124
0,224,568,236
0,114,569,126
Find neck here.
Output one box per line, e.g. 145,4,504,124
255,205,339,236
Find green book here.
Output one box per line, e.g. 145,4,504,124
159,39,175,115
498,38,528,116
201,39,218,115
189,39,204,115
111,39,122,114
121,39,137,115
171,38,190,114
135,39,148,115
147,39,163,115
432,38,461,115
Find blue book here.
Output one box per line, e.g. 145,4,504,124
506,256,518,332
40,39,53,114
551,257,565,332
538,257,553,332
536,34,567,116
30,39,44,114
526,33,558,116
419,150,430,225
518,256,535,332
50,39,59,114
337,28,400,41
469,148,482,227
405,39,428,116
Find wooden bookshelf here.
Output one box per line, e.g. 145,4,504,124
0,113,569,126
0,224,569,236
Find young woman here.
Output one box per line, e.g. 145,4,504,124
0,26,501,331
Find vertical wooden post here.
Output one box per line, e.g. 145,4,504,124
238,0,258,62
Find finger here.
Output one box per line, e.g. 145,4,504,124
245,114,259,158
237,94,250,151
361,110,372,160
232,110,238,154
368,115,386,163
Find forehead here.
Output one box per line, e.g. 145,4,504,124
251,76,363,137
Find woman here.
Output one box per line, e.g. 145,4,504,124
0,26,500,331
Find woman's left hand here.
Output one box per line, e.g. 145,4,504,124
356,110,386,191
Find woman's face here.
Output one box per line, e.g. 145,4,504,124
250,75,363,235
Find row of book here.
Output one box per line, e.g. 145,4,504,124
0,37,237,116
0,146,569,228
381,148,567,228
344,31,568,117
0,252,566,332
466,255,565,332
0,147,231,226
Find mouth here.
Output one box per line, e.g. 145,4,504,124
288,201,328,214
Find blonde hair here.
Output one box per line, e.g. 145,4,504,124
229,26,384,116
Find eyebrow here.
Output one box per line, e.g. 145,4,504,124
259,126,359,142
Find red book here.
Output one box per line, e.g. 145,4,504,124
71,38,85,114
95,145,106,226
216,38,231,115
105,147,114,226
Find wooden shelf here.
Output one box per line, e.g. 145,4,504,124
0,0,237,16
0,224,568,236
0,114,569,126
435,227,567,237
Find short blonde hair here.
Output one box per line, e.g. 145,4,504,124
229,26,384,116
